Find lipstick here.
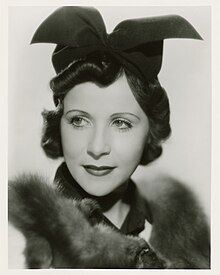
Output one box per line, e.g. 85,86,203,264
83,165,115,176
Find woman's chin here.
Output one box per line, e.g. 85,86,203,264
83,186,114,197
77,173,121,197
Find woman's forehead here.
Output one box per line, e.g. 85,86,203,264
63,75,145,117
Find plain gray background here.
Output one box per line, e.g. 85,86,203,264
8,6,211,217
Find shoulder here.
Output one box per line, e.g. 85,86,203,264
136,176,210,268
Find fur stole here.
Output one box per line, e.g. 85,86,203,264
139,177,210,269
8,174,210,269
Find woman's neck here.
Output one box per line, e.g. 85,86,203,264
103,200,130,229
55,162,132,225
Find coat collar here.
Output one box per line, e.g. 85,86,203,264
54,162,152,235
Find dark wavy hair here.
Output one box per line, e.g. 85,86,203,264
41,52,171,165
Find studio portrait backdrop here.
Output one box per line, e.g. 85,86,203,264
8,5,211,219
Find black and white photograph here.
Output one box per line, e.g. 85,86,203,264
2,1,217,272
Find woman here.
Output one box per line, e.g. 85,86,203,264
8,6,210,269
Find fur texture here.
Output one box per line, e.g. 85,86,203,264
8,174,210,269
138,177,210,268
8,174,162,268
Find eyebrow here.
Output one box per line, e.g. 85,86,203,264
65,110,140,120
110,112,140,120
65,110,90,116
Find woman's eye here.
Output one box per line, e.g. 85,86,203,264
70,116,90,128
112,119,132,132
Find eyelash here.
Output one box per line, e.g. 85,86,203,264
111,118,133,132
69,116,91,129
68,116,133,132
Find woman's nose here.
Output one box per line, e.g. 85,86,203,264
87,128,111,159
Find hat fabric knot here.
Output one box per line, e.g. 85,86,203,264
31,6,202,81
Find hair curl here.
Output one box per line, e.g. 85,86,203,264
41,52,171,165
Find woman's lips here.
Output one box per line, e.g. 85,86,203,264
83,165,115,176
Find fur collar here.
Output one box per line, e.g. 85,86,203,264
54,162,152,235
8,173,210,269
141,178,210,268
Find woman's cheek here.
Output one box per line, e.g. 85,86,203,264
61,127,88,159
112,131,147,164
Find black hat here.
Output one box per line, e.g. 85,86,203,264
31,6,202,81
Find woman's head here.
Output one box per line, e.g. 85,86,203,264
41,52,171,195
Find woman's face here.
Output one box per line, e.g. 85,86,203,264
60,74,149,196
